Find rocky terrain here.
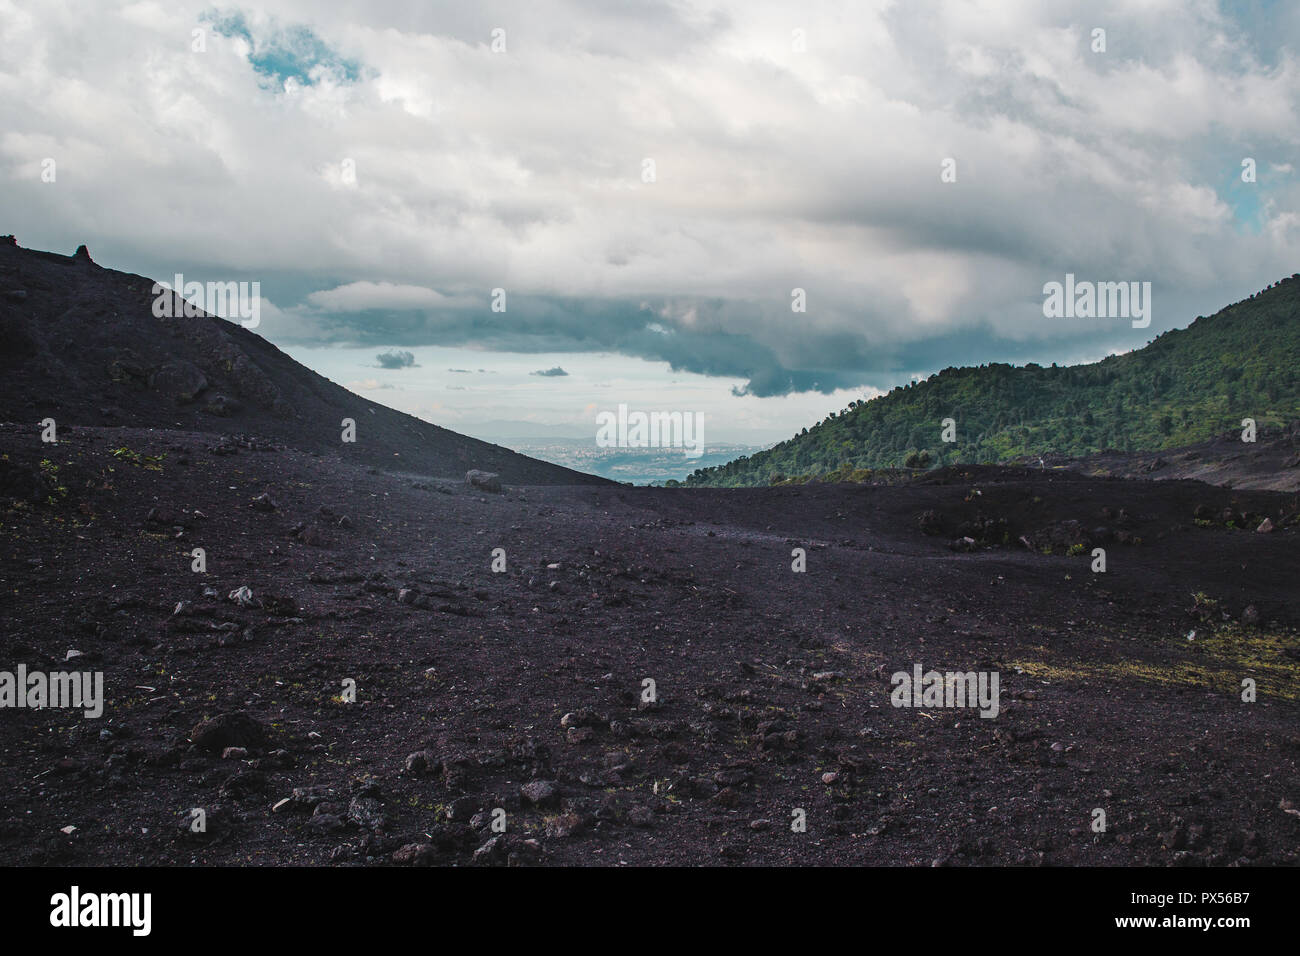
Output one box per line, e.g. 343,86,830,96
1050,423,1300,493
0,423,1297,866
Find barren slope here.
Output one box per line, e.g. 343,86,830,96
1,426,1297,866
0,238,609,486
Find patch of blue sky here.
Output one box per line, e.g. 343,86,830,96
1223,168,1266,235
203,9,364,87
1220,0,1291,70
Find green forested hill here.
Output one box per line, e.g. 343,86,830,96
683,274,1300,487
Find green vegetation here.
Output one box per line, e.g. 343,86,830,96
684,275,1300,487
111,446,166,471
37,459,68,505
1011,620,1300,703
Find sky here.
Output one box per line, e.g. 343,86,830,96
2,0,1298,443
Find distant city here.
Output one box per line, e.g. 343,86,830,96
465,427,771,485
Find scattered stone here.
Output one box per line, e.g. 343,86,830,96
446,796,478,822
472,835,506,864
310,813,346,833
520,780,559,809
392,843,437,866
465,470,502,493
405,751,438,775
251,750,294,771
145,506,177,525
290,787,336,810
190,713,267,754
250,493,277,512
546,812,586,838
347,795,386,830
219,771,266,800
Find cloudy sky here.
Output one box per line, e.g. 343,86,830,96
2,0,1298,443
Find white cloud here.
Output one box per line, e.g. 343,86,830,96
306,282,455,312
0,0,1297,407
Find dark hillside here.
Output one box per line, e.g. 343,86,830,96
0,238,609,485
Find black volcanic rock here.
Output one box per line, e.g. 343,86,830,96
191,713,268,753
465,469,502,493
149,360,208,404
0,240,610,486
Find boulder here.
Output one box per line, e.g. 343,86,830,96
519,779,559,808
190,712,267,753
150,360,208,404
465,470,502,493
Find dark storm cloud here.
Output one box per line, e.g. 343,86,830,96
280,293,889,395
375,349,417,369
